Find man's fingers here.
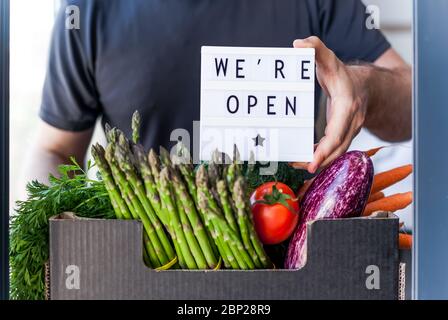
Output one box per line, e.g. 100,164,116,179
309,113,360,173
289,162,310,170
290,144,318,170
293,36,337,73
308,137,335,173
318,138,352,169
309,131,353,173
308,107,353,173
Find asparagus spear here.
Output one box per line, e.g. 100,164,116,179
197,188,254,269
125,186,162,268
178,163,198,203
105,144,138,220
170,142,200,208
142,246,152,269
113,178,168,265
216,180,239,234
131,110,141,144
159,167,197,269
230,176,260,267
195,166,222,214
104,123,113,142
223,153,232,165
132,144,167,226
143,232,160,268
159,146,172,167
91,144,131,219
207,207,255,269
226,163,238,188
157,199,186,269
195,166,229,265
105,124,118,144
196,165,254,269
148,148,162,181
211,149,223,177
207,162,223,210
105,144,169,266
174,188,207,269
211,148,220,163
115,145,175,261
234,177,270,268
233,144,241,164
172,169,218,268
197,187,235,268
171,142,192,166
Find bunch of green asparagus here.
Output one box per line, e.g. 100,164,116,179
92,111,270,269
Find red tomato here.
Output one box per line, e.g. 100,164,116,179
250,182,299,245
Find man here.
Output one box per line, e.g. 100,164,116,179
23,0,411,188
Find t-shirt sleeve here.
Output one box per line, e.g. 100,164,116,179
39,1,100,131
317,0,391,63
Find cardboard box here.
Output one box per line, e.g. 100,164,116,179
49,212,403,300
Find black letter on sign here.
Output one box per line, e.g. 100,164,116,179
286,96,297,115
275,60,285,79
248,95,257,114
227,95,239,114
267,96,276,115
236,59,245,78
301,60,311,80
215,58,228,77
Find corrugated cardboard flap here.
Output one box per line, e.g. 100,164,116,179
50,212,399,300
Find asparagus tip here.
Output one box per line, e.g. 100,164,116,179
131,110,141,144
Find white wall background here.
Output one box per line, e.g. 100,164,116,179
355,0,413,230
9,0,56,210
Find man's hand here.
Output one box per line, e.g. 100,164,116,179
291,36,412,173
292,36,367,173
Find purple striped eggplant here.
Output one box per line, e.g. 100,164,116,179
285,151,374,269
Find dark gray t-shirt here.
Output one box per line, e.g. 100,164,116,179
40,0,390,149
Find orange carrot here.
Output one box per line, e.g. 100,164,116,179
364,146,384,157
399,233,412,250
371,164,413,194
367,191,385,204
362,192,413,216
297,178,314,201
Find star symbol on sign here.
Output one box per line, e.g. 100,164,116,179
253,134,265,147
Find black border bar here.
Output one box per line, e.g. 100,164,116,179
0,0,9,300
413,0,448,299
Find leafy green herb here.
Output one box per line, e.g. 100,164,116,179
243,162,308,193
9,158,114,300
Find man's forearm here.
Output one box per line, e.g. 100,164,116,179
17,121,93,201
349,64,412,142
18,147,68,200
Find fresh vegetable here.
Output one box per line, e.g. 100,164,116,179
92,112,269,270
159,167,198,269
399,233,412,249
285,151,374,269
10,160,115,300
243,162,306,193
367,191,385,204
364,146,384,157
131,110,141,144
234,177,268,268
362,192,413,216
250,182,299,245
297,178,314,202
98,123,219,269
195,164,271,269
371,164,413,194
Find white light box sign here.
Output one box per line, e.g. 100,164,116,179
200,46,315,162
